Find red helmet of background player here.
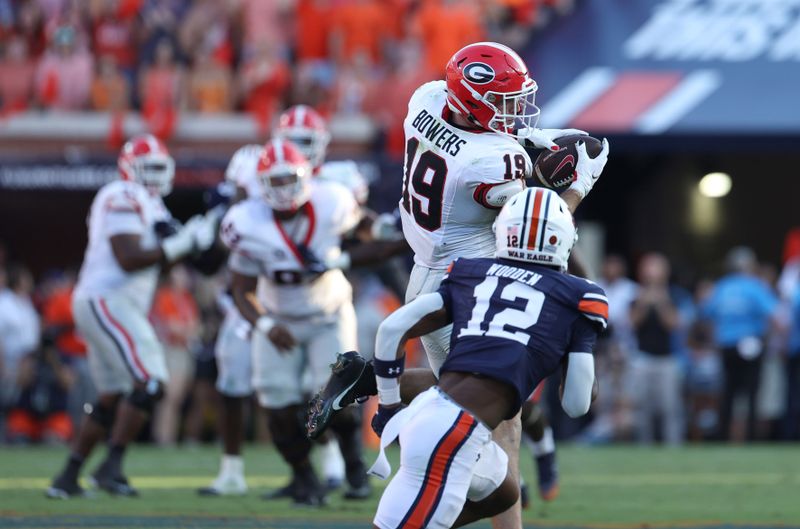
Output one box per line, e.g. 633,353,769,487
118,134,175,196
257,138,312,212
445,42,540,138
274,105,330,169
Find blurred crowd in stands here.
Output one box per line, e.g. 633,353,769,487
0,0,573,155
2,228,800,446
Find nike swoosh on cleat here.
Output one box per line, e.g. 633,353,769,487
331,377,362,410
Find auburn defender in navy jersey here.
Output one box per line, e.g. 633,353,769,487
362,188,605,529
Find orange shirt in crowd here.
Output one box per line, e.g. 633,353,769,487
295,0,331,62
91,69,129,111
150,286,199,349
329,0,388,64
412,0,485,74
42,286,86,357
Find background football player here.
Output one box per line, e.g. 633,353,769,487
48,135,218,498
220,139,409,505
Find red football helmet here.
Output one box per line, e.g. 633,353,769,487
274,105,330,169
257,138,312,212
118,134,175,196
445,42,540,138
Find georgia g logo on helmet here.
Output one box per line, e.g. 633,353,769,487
463,62,495,85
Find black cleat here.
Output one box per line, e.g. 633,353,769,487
306,352,375,439
46,474,86,499
261,479,297,500
89,464,139,497
292,469,327,507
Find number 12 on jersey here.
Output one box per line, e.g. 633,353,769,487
402,138,448,232
458,276,544,346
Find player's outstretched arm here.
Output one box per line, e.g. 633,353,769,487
370,293,450,435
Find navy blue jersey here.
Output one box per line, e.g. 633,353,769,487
437,257,608,416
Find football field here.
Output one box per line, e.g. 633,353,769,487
1,444,799,529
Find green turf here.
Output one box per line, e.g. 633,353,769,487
1,444,799,528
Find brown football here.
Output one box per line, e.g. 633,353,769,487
534,135,603,191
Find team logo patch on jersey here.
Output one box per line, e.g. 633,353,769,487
463,62,495,84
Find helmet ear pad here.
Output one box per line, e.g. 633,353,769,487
494,188,576,269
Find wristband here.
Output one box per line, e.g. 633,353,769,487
373,356,404,378
377,383,401,406
256,315,275,334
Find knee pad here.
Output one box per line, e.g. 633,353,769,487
85,401,117,430
128,380,165,414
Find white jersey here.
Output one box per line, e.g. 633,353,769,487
233,155,262,199
221,180,361,318
225,144,263,199
400,80,532,269
317,160,369,205
73,180,171,312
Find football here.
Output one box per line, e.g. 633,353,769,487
533,134,603,191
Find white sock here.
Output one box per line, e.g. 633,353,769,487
322,440,345,480
221,454,244,478
533,427,555,457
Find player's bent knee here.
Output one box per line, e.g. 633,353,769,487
128,379,165,414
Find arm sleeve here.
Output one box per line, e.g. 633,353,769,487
568,315,600,354
468,148,531,209
561,352,595,418
577,283,609,330
103,193,145,236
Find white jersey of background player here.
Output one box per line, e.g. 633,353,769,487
220,139,368,504
49,134,216,499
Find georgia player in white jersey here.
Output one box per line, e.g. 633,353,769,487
48,134,217,499
220,139,371,505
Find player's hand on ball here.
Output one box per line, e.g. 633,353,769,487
568,138,610,199
520,127,588,151
267,324,296,352
371,403,405,437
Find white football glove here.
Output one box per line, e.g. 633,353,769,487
161,215,204,262
568,138,610,200
193,209,221,253
519,127,588,151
